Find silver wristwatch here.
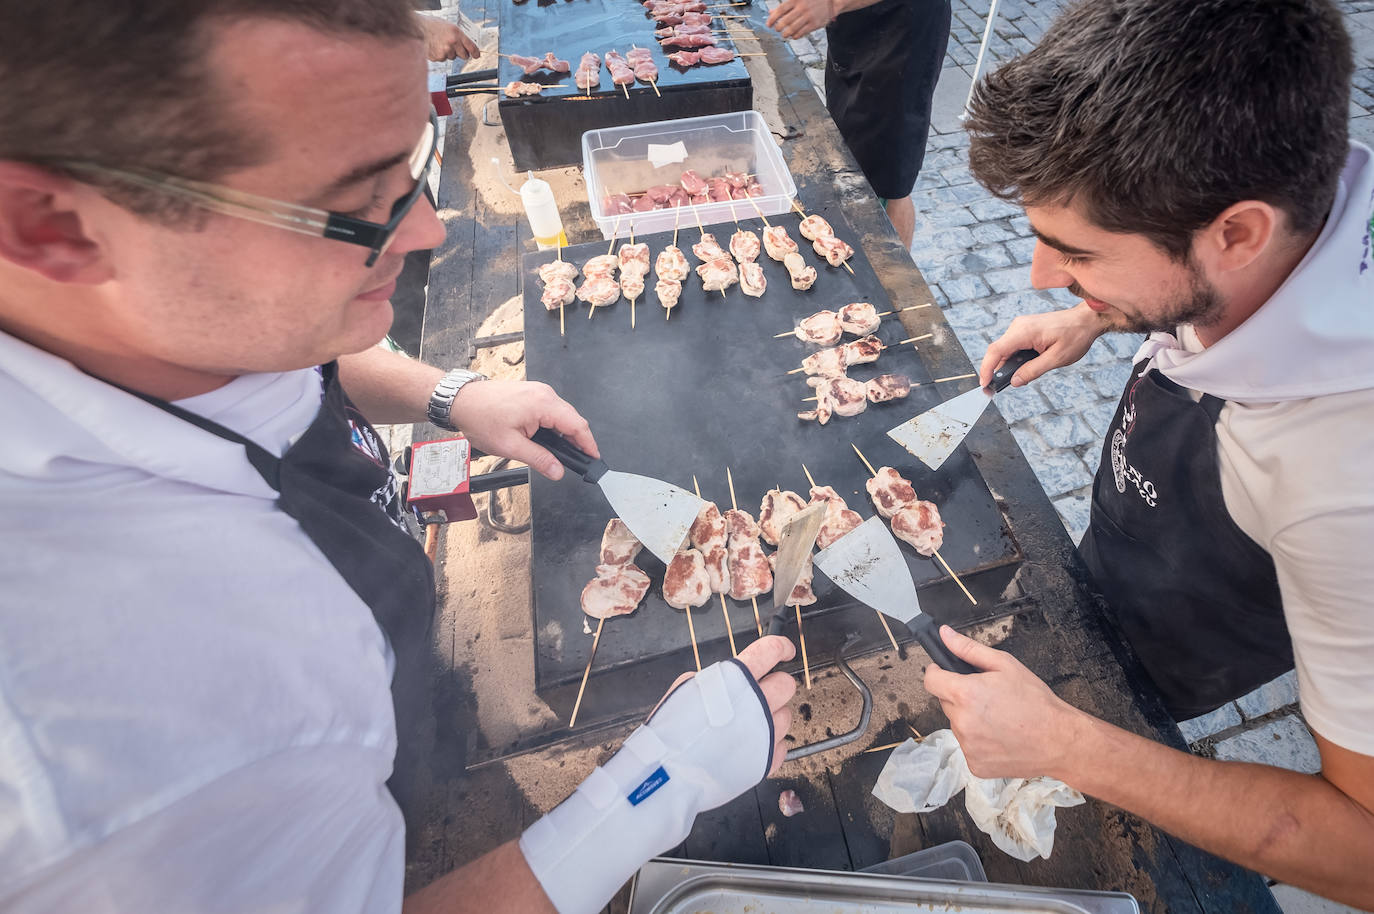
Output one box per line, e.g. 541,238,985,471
427,368,488,431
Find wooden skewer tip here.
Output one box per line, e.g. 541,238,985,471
851,443,877,477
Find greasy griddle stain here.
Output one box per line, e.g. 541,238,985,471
831,553,880,585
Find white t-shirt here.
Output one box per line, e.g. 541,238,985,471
1138,142,1374,755
0,334,406,913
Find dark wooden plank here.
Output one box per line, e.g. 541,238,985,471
684,790,770,865
824,737,902,871
755,772,853,871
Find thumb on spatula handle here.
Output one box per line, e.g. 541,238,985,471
909,614,980,675
531,427,605,480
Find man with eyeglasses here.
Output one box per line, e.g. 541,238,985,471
0,3,797,913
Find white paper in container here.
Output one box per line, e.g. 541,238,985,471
582,110,798,240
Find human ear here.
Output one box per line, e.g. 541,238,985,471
1197,200,1278,274
0,163,113,284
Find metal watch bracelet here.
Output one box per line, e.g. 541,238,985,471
427,368,488,431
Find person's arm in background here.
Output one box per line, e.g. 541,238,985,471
404,637,799,914
416,11,479,61
336,345,598,481
765,0,889,40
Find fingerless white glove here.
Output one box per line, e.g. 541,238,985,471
519,658,774,914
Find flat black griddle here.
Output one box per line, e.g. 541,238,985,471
523,204,1021,724
498,0,752,169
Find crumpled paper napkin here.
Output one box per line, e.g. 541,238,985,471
871,729,1085,862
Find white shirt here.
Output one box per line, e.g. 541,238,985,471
1137,143,1374,755
0,334,405,912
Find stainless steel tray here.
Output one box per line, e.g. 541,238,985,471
629,858,1141,914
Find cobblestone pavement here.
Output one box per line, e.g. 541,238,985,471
770,4,1373,910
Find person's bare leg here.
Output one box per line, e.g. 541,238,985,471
885,195,915,250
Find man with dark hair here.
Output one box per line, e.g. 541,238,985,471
919,0,1374,907
0,3,796,912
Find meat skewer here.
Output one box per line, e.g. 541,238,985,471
502,53,571,75
813,234,855,268
851,444,977,606
504,81,544,98
572,520,652,727
575,51,601,94
838,301,880,335
618,225,649,328
785,310,843,346
799,373,913,414
724,467,768,636
800,375,867,423
696,256,739,293
801,463,901,652
586,216,623,319
759,486,807,546
539,242,574,335
762,224,798,261
540,277,575,312
691,479,737,657
792,200,856,275
865,373,912,403
739,261,766,297
729,228,760,263
783,251,817,291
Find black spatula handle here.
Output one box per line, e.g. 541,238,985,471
989,349,1040,393
531,428,609,483
909,614,980,675
467,466,531,493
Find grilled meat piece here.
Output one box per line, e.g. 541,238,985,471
759,488,807,546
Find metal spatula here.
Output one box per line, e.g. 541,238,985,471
764,503,827,636
887,349,1038,471
531,428,703,565
813,516,978,674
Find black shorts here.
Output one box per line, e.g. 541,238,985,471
825,0,952,200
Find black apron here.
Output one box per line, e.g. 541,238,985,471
116,362,435,792
1079,360,1293,720
825,0,951,200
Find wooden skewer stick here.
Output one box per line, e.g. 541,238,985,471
628,222,638,329
850,443,977,607
795,604,812,689
556,239,566,337
746,193,772,227
933,372,978,383
569,616,605,728
672,202,681,249
648,78,661,97
724,467,764,636
693,476,738,657
863,740,905,754
898,333,934,345
719,593,738,656
774,330,795,339
587,214,623,320
933,550,978,606
877,303,933,316
810,456,901,652
786,366,807,375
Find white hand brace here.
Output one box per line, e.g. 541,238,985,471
518,658,774,914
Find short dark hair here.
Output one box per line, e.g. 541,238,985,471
965,0,1354,258
0,1,419,218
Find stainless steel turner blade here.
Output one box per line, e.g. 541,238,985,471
887,349,1040,471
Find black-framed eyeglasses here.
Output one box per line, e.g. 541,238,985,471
61,109,439,268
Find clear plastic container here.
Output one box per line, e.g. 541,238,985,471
582,110,798,240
